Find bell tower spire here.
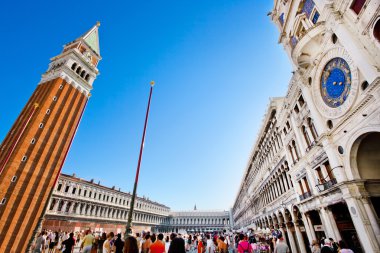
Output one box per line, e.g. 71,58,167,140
0,23,101,253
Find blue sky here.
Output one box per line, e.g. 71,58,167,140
0,0,291,210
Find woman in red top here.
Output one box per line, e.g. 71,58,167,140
198,238,205,253
237,234,252,253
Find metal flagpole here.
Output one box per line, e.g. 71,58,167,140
125,81,155,238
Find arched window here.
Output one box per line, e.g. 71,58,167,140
76,66,82,74
374,18,380,43
302,125,311,147
85,74,90,81
81,70,86,78
307,117,318,140
292,140,299,161
71,62,77,70
288,145,295,162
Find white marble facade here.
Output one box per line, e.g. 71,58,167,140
46,174,233,233
46,173,171,230
168,210,232,233
233,0,380,253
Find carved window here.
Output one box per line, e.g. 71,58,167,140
302,125,311,147
350,0,366,15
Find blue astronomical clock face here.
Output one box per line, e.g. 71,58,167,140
320,57,352,108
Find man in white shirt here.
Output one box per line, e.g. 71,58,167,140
206,234,214,253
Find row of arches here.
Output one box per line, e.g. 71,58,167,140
71,63,90,82
170,217,230,225
56,179,169,214
48,198,167,224
258,160,294,207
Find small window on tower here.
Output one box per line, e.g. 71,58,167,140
21,156,27,162
294,105,300,113
46,109,51,115
53,96,57,101
59,85,63,90
31,138,36,144
0,198,6,205
39,123,44,128
11,176,17,182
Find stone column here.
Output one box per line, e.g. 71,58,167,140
325,207,341,241
294,221,307,253
319,207,337,240
277,178,284,195
305,170,318,194
361,197,380,245
274,180,280,197
279,175,286,193
286,222,298,253
344,196,380,252
301,212,315,245
52,199,60,212
68,202,75,214
304,213,317,242
61,201,68,213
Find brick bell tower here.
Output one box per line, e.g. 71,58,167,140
0,23,101,252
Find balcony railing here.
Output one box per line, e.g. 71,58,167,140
299,191,312,201
316,178,337,192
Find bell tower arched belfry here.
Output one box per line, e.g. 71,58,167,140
0,23,101,252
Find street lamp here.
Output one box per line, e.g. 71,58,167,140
125,81,155,238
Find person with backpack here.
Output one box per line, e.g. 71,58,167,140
237,234,252,253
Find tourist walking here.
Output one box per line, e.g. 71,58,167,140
62,232,76,253
338,240,354,253
103,232,114,253
237,234,252,253
321,239,334,253
311,239,321,253
273,234,289,253
48,231,59,253
169,237,186,253
98,233,107,253
114,234,125,253
136,233,142,252
206,234,215,253
197,237,205,253
150,233,165,253
124,236,139,253
142,234,152,253
165,236,170,253
81,230,95,253
33,231,47,253
218,236,228,253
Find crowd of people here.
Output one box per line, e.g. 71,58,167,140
32,229,356,253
